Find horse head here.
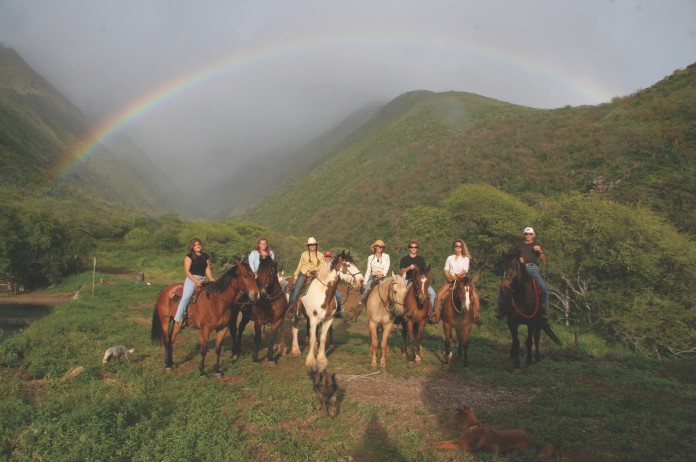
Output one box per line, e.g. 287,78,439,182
387,272,409,317
235,258,261,303
413,264,431,306
255,255,278,297
500,251,522,291
333,250,365,291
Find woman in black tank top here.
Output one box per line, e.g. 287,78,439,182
174,238,215,324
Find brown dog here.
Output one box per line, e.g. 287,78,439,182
310,367,338,417
433,406,529,454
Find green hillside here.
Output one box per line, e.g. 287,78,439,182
0,45,186,213
245,65,696,245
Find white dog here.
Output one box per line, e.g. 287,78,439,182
102,345,134,363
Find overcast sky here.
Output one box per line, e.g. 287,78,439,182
1,0,694,188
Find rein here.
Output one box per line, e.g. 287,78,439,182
511,277,540,319
447,280,467,314
376,278,404,318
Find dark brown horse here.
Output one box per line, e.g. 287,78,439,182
399,265,432,363
151,259,259,375
500,252,561,369
440,275,480,367
229,255,289,364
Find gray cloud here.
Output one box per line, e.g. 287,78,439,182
1,0,694,189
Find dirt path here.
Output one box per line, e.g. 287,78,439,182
0,292,75,305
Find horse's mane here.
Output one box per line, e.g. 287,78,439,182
206,261,246,294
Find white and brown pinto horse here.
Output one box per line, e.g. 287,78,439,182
290,250,363,368
365,273,409,368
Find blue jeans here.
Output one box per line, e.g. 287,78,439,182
174,276,204,322
524,265,548,308
289,273,306,305
362,276,382,295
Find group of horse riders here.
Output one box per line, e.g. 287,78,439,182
174,227,549,325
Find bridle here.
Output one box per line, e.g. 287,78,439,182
375,277,404,318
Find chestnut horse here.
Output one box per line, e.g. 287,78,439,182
365,273,409,368
229,255,289,364
441,275,480,368
399,265,432,363
151,259,259,375
500,252,561,369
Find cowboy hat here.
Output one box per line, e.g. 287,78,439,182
370,239,386,252
306,237,318,245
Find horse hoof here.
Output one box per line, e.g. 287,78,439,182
231,355,239,362
164,367,174,373
415,356,421,364
266,361,277,368
214,372,223,378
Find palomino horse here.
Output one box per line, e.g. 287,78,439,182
291,251,363,368
229,255,289,364
500,252,561,369
151,259,259,375
365,273,409,368
441,275,480,368
399,265,432,363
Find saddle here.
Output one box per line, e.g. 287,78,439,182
285,274,316,319
168,283,207,304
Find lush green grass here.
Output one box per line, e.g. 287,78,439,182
1,272,694,461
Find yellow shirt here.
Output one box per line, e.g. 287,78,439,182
293,250,323,278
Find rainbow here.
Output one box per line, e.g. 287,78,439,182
54,34,613,181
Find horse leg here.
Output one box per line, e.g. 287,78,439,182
525,325,535,366
380,322,394,368
232,310,251,360
443,321,453,365
305,317,318,368
166,317,184,369
253,319,263,363
368,320,379,368
510,322,521,369
534,321,542,363
406,320,417,362
266,318,283,363
457,319,472,368
291,315,301,356
415,319,426,363
316,318,334,367
213,327,228,377
199,326,211,376
399,320,408,358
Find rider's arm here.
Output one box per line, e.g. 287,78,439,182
183,256,200,286
293,253,305,279
205,258,215,282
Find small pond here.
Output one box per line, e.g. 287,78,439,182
0,303,53,341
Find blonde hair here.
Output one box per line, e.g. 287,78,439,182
453,240,471,258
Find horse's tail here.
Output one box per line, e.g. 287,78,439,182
151,305,165,346
541,319,562,346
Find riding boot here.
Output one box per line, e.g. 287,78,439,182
334,302,342,319
540,304,548,320
428,301,442,324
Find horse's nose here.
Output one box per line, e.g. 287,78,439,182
249,289,260,302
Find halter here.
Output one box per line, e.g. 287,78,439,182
511,278,540,319
375,277,404,319
448,279,469,314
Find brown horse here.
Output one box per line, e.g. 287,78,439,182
229,255,289,364
500,252,561,369
441,275,480,368
399,265,432,363
150,259,259,375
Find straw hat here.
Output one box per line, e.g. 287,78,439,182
370,239,386,252
306,237,318,245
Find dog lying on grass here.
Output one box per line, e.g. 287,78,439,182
432,406,529,454
309,366,338,417
102,346,134,364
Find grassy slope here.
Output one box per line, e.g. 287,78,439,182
1,264,694,461
244,65,696,247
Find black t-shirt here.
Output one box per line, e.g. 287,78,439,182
399,255,426,281
514,241,543,264
187,252,210,276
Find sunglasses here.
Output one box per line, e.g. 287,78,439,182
409,246,419,249
524,233,534,235
453,245,463,248
375,245,384,248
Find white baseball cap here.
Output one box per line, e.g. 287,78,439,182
523,227,535,235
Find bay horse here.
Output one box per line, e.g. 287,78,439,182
150,259,259,375
441,275,480,368
399,265,432,363
229,255,289,364
291,250,363,368
500,252,561,369
365,273,409,368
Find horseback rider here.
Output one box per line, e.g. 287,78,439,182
429,239,482,325
496,227,549,319
248,237,275,278
399,239,436,307
359,239,390,304
323,250,343,318
288,237,323,314
174,238,215,326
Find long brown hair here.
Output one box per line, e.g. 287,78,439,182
257,237,272,256
187,238,202,254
